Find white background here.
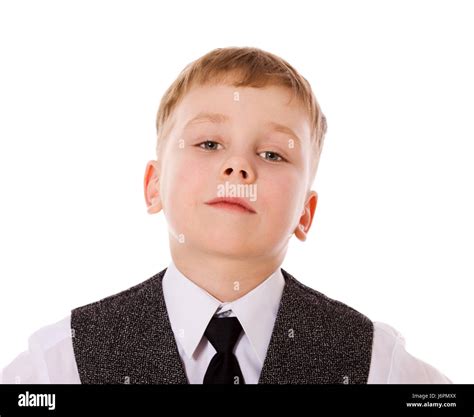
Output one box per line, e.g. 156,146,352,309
0,0,472,383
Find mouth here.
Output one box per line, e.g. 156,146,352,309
205,197,257,214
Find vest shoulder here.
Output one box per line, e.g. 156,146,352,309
281,269,373,324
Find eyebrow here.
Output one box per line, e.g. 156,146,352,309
183,111,301,143
183,112,230,129
265,121,301,144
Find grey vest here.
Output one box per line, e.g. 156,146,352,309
71,268,373,384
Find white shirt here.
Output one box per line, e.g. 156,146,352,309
0,262,452,384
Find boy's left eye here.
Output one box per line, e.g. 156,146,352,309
258,151,285,162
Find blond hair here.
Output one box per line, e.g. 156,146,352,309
155,46,327,184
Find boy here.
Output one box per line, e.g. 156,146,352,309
1,47,451,384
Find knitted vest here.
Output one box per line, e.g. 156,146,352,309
71,268,373,384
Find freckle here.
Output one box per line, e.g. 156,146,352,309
233,91,240,102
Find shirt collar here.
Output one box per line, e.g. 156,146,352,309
162,260,285,364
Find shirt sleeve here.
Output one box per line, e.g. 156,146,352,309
0,315,81,384
369,321,452,384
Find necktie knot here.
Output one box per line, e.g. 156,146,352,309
204,317,243,353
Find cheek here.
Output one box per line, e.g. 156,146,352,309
259,170,303,229
161,151,209,211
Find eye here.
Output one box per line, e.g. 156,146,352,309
196,140,223,151
259,151,286,162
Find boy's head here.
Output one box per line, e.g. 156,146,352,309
144,47,327,262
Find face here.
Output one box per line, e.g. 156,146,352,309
144,83,318,260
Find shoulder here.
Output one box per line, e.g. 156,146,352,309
369,321,453,384
71,269,166,324
281,268,373,326
1,315,80,384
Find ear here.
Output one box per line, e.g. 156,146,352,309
294,191,318,242
143,160,163,214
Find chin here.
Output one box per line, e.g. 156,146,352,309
200,239,259,258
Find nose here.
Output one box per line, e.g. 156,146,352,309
220,157,256,183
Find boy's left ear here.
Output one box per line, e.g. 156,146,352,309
294,191,318,242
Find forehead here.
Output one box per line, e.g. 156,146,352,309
172,83,311,141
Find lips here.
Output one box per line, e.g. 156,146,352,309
205,197,256,214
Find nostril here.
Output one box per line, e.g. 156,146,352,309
223,167,249,179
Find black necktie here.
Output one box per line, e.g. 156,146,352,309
203,317,245,384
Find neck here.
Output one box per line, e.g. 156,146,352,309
169,238,287,302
